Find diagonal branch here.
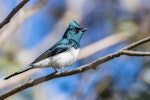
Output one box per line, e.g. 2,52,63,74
0,51,122,100
0,0,29,29
0,36,150,99
0,0,48,47
122,36,150,50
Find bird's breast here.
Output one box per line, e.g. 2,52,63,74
51,48,79,68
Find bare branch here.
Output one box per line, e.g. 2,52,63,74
0,0,29,29
0,36,150,99
122,50,150,56
122,36,150,50
0,51,121,99
0,0,47,47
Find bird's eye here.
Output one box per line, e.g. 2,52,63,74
72,28,76,32
72,28,78,33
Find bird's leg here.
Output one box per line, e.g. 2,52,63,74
53,67,57,72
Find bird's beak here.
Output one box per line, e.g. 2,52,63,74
80,28,88,32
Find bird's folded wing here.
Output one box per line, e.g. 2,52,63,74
32,41,74,63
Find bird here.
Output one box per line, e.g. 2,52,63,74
4,20,87,80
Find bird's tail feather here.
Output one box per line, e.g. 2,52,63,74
4,65,33,80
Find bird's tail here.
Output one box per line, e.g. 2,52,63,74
4,65,33,80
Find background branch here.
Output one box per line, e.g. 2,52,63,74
78,31,136,60
0,0,29,29
0,0,48,47
0,36,150,99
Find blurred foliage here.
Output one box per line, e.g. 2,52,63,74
0,0,150,100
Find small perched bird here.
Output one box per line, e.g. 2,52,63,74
4,20,87,80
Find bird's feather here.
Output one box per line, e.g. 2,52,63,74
32,39,78,63
4,65,33,80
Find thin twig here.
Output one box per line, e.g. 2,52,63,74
122,36,150,50
0,0,29,29
0,36,150,99
122,50,150,56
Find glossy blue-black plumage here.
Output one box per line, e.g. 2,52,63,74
33,20,87,63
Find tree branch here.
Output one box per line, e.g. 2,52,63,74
122,36,150,50
122,50,150,56
0,0,47,47
0,36,150,99
0,0,29,29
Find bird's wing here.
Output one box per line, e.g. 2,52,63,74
32,50,52,63
32,40,75,63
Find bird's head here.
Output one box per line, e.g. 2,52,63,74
63,20,87,42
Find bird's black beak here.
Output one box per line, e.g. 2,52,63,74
80,28,88,32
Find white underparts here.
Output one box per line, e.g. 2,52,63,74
32,48,79,69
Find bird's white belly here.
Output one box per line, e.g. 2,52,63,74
32,48,79,69
51,48,79,68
